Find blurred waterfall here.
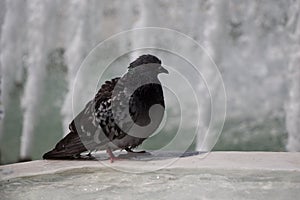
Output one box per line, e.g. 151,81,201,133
0,0,299,163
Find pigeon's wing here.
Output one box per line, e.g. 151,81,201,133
43,77,121,159
95,77,128,141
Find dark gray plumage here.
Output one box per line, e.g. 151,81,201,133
43,55,168,162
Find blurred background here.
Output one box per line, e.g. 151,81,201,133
0,0,299,164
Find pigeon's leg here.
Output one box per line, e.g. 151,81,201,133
106,148,118,163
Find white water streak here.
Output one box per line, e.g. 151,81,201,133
61,0,90,135
20,0,58,159
0,0,27,141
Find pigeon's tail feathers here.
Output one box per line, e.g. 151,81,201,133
42,148,78,159
43,131,87,159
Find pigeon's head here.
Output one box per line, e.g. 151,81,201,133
128,54,169,75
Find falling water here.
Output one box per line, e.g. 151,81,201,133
20,0,60,160
0,0,299,163
61,0,91,135
0,0,5,126
0,0,27,162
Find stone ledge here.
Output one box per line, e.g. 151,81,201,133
1,152,300,180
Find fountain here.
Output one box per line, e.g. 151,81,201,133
0,0,299,164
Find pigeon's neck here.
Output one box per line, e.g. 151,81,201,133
127,69,159,82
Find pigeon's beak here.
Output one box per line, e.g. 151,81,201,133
159,65,169,74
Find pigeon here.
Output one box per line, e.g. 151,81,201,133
43,54,168,162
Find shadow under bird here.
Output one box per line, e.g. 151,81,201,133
43,54,168,162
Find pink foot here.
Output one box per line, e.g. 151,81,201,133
106,148,120,163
